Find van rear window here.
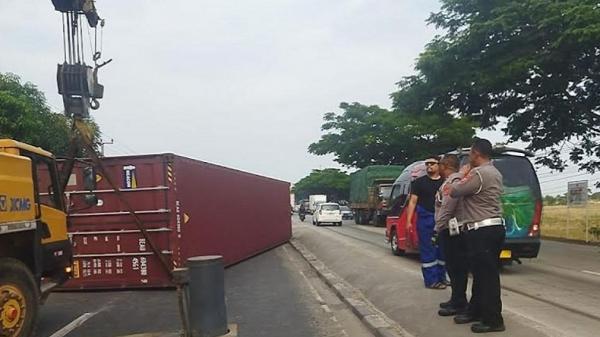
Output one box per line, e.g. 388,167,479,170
492,156,541,199
492,155,541,238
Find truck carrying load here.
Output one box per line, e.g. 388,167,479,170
59,153,291,289
350,165,404,226
308,195,327,214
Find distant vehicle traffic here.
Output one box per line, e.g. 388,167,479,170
295,200,310,214
309,195,327,214
385,147,542,263
313,203,343,226
350,165,404,226
340,205,353,220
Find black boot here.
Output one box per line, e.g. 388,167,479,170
438,305,468,317
454,313,480,324
439,300,453,309
471,322,506,333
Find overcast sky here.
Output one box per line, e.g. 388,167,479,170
1,1,592,194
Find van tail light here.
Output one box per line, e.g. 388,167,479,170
528,200,542,237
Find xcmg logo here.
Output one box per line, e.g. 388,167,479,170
0,195,32,212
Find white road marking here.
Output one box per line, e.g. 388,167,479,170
581,270,600,277
299,270,325,304
282,245,327,304
502,304,567,337
48,312,99,337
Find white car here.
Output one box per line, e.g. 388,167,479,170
313,203,342,226
340,205,353,220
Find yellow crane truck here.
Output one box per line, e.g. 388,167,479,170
0,139,73,337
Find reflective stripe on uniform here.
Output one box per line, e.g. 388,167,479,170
422,260,445,268
422,261,439,268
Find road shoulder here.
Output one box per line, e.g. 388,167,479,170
292,221,554,337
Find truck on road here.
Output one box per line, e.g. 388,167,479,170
0,139,88,337
350,165,404,226
308,195,327,214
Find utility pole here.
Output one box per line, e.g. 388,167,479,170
99,138,114,157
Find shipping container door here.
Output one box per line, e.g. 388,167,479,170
64,155,174,289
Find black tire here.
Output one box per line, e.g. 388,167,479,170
366,211,373,225
358,211,364,225
316,222,321,226
375,215,386,227
390,230,405,256
0,258,39,337
363,211,371,226
337,222,342,226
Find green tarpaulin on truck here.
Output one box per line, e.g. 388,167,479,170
350,165,404,204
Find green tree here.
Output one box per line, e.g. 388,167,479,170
396,0,600,175
309,102,475,168
556,194,567,205
293,168,351,202
543,195,557,206
0,72,100,156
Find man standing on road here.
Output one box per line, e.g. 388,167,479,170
435,154,469,316
406,156,446,289
450,138,506,333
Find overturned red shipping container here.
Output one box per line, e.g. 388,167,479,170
61,154,291,289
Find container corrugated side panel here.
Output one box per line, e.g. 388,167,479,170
173,156,291,266
61,153,291,289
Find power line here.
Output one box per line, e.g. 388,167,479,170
536,164,582,177
539,172,596,184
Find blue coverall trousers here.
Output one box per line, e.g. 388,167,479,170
416,205,447,287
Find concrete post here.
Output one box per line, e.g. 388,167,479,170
187,256,228,337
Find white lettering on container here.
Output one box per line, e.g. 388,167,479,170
140,257,148,276
138,238,146,252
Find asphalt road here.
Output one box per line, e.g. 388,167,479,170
293,215,600,337
38,243,373,337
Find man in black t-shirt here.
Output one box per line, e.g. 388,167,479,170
406,156,447,288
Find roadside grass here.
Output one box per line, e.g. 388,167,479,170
542,203,600,242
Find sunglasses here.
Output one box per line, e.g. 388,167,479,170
425,162,438,166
